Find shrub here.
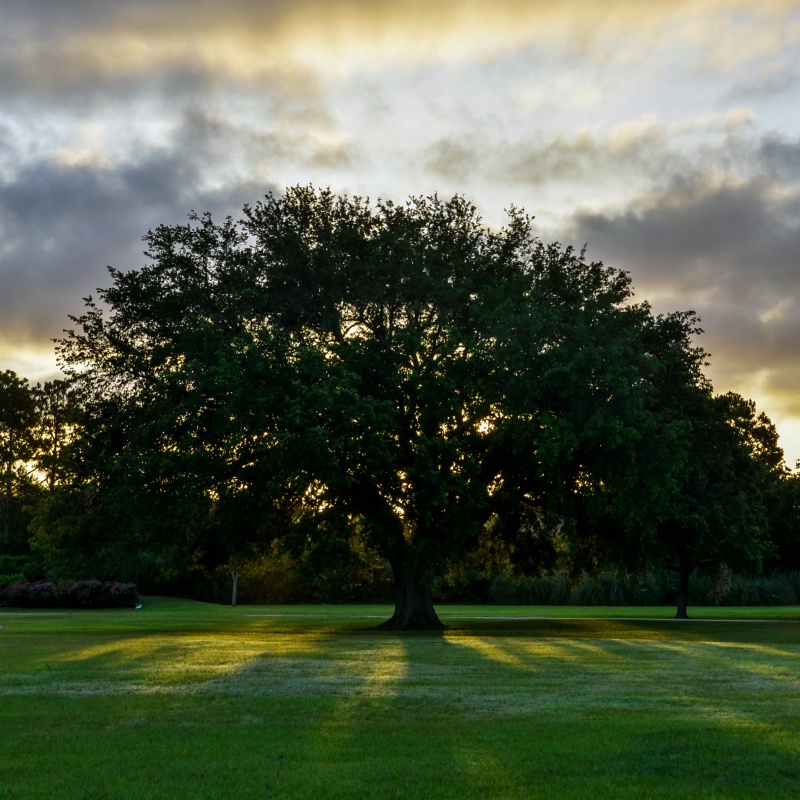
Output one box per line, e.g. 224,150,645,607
0,580,138,609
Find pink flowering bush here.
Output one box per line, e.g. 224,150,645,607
0,580,138,608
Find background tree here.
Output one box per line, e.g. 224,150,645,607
489,303,708,583
765,465,800,574
0,370,39,552
31,379,82,490
56,187,715,628
649,390,783,618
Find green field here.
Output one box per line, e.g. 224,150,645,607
2,599,800,799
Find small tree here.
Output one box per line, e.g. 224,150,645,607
652,391,783,619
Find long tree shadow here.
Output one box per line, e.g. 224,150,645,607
246,617,800,798
8,611,800,799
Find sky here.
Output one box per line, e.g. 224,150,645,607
2,0,800,462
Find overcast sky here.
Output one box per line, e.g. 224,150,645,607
2,0,800,462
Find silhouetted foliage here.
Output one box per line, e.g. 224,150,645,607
0,370,41,553
49,187,784,625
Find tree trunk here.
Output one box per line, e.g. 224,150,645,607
378,559,444,631
675,563,691,620
231,570,238,608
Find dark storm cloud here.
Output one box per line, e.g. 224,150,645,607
758,134,800,181
564,171,800,413
0,116,278,347
570,173,800,297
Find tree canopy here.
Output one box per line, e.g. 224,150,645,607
51,187,781,626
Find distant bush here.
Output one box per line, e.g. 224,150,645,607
487,572,572,605
0,580,138,609
487,570,800,607
692,571,799,606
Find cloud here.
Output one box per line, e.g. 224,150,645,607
723,60,800,102
424,138,483,183
425,114,714,191
422,117,800,244
758,134,800,181
570,171,800,294
2,0,797,102
505,119,680,187
681,11,800,76
0,111,282,366
563,169,800,425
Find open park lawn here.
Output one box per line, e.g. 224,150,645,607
1,599,799,799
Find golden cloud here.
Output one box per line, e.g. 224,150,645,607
10,0,799,89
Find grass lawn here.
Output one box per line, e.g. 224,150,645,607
2,599,799,799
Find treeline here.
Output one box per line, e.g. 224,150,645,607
1,372,81,580
2,363,800,613
3,188,800,624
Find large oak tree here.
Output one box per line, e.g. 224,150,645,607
57,187,709,628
